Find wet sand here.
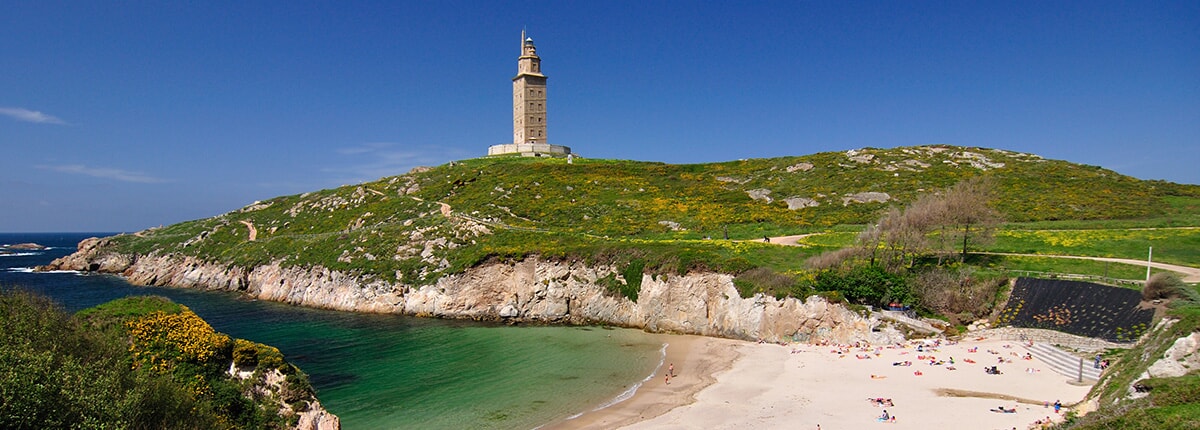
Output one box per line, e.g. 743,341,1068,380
545,334,742,429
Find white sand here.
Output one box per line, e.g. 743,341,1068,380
559,335,1092,430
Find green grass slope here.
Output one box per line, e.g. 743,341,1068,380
1060,305,1200,430
104,145,1199,286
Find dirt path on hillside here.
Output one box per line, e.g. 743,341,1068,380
409,196,452,217
763,234,822,246
977,252,1200,283
239,220,257,241
761,233,1199,282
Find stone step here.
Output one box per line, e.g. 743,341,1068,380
1025,343,1101,381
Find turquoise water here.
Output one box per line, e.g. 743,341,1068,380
1,233,665,428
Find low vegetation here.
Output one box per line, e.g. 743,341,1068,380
0,290,319,429
1057,301,1200,429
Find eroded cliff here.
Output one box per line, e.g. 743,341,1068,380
43,236,901,345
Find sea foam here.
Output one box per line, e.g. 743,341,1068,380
583,342,669,414
0,252,41,257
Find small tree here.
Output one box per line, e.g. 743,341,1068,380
939,176,1002,260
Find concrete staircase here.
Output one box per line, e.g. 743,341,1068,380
1025,342,1102,382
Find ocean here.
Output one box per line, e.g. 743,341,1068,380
0,233,665,429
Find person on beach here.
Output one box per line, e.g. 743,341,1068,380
669,363,675,377
665,374,670,385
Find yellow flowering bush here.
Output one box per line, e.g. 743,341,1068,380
126,308,231,368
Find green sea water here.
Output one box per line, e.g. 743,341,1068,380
234,308,667,429
1,233,667,429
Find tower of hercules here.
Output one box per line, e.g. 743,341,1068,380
488,30,571,157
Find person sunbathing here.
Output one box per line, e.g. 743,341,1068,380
867,397,894,407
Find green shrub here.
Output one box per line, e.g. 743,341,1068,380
1143,273,1193,302
0,290,215,429
0,290,313,429
232,339,259,368
813,265,909,307
620,259,646,302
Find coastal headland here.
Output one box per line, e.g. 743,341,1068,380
33,147,1200,428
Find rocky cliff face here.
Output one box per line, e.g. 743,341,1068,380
226,362,341,430
43,237,901,345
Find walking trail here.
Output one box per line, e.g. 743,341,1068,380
764,232,1200,283
239,220,258,241
979,252,1200,283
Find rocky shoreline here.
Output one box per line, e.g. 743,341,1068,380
41,237,903,345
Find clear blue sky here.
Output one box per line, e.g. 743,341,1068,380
3,1,1197,232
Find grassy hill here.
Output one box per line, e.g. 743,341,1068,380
104,145,1200,287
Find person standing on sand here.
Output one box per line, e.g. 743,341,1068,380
669,363,675,377
665,374,670,385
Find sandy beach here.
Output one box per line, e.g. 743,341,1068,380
554,334,1093,430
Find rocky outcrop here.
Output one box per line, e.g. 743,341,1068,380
784,197,819,210
1129,329,1200,399
1,242,48,250
42,237,902,345
785,162,814,173
226,364,340,430
841,191,890,205
746,188,773,203
297,406,341,430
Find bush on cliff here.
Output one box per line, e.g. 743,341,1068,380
0,289,217,429
0,289,322,429
812,265,910,307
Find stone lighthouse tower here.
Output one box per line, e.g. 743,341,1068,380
513,29,546,145
488,31,570,156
